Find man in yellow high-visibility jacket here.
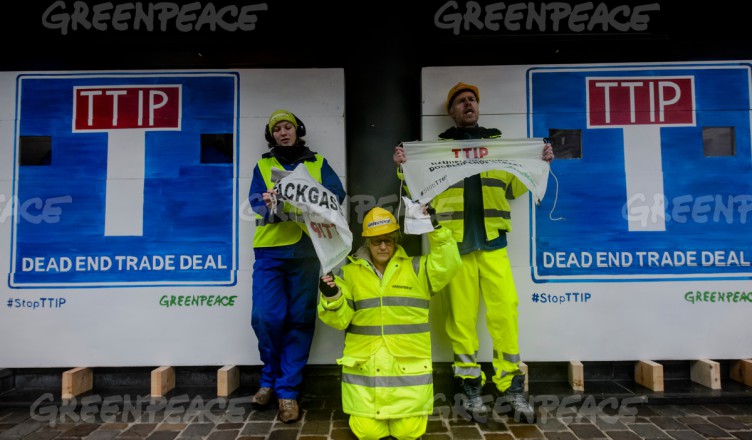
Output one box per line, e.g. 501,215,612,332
393,82,554,424
318,207,460,440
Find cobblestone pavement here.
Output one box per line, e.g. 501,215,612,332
1,394,752,440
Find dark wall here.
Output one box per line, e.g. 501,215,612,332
2,0,750,252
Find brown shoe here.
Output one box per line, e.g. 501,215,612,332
253,387,273,406
278,398,299,423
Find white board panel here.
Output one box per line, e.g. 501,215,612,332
0,68,346,367
422,62,752,361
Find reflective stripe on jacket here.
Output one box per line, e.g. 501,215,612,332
317,226,461,418
253,155,324,248
432,169,528,243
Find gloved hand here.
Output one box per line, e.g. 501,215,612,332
425,204,440,228
319,273,339,298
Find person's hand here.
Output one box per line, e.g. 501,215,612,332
423,204,440,228
319,273,339,298
393,144,406,165
542,141,554,163
262,188,278,209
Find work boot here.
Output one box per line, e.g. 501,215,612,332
499,375,535,423
462,376,489,415
253,387,273,406
278,398,299,423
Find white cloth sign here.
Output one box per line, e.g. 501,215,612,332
275,165,352,273
401,196,434,235
401,138,550,204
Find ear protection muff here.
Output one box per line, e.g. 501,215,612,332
265,115,307,143
294,115,306,137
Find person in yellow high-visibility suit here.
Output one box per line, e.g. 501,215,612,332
318,207,460,440
393,82,554,424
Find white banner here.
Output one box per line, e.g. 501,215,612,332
401,138,550,204
401,196,434,235
275,165,352,274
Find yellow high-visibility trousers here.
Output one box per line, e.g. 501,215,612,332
349,414,428,440
443,247,522,392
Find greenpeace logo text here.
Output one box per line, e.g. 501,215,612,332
434,1,660,36
42,1,269,35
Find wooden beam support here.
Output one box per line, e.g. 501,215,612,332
62,367,93,400
730,359,752,387
151,366,175,398
568,361,585,391
635,360,664,392
519,361,528,392
690,359,721,390
217,366,239,397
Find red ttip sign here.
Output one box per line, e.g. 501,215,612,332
587,77,694,127
73,85,181,131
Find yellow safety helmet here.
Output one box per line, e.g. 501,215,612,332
362,207,399,237
446,82,480,111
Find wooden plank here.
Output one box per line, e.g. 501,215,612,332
635,360,664,392
62,367,93,400
730,359,752,387
690,359,721,390
151,366,175,398
519,361,528,392
568,361,585,391
217,366,239,397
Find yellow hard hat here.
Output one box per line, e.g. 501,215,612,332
446,82,480,111
362,207,399,237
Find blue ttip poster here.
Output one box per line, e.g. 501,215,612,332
10,73,239,288
528,64,752,282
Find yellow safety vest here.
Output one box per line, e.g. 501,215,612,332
253,155,323,248
432,170,529,243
